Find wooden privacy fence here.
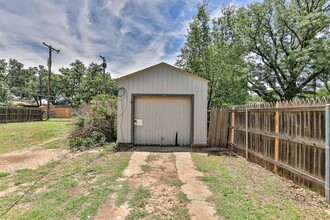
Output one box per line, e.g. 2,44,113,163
208,98,330,195
0,107,43,123
39,107,72,118
208,108,229,147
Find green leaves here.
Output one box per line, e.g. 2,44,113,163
177,0,329,103
176,2,249,108
55,60,117,107
0,58,117,107
243,0,330,100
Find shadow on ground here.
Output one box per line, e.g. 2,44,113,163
126,146,237,157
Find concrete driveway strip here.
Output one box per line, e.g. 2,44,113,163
175,152,220,220
95,151,150,220
123,151,150,177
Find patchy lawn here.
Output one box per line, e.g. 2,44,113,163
0,150,131,219
114,152,191,220
1,119,329,220
0,120,73,153
192,153,330,220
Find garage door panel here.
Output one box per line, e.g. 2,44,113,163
134,96,191,145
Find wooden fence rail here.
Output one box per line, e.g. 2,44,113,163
0,107,43,123
208,98,330,195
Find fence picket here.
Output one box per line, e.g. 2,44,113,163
208,98,329,195
0,107,43,123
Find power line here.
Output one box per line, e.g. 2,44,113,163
43,42,60,120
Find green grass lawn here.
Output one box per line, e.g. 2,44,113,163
0,151,131,219
0,119,132,219
192,153,330,220
0,120,73,153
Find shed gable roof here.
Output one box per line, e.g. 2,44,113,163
116,62,209,83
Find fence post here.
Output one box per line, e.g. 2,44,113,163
246,108,249,160
325,104,330,203
230,107,235,150
274,102,279,173
5,106,8,123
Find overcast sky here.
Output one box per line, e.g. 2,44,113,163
0,0,256,78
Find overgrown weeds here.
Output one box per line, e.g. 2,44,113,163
70,95,117,151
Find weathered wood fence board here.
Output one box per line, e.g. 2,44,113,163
208,108,229,147
0,107,43,123
208,98,330,195
39,107,72,118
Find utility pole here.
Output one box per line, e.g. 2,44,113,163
100,55,107,94
43,42,60,120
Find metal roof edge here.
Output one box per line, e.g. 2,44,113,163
116,62,209,83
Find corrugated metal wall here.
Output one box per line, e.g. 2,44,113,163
117,63,208,145
134,96,191,145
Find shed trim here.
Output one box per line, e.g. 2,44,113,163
131,93,194,146
117,62,209,83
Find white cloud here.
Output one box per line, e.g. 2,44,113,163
0,0,256,78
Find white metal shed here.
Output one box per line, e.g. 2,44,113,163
116,62,208,147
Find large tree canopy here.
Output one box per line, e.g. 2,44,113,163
242,0,330,101
177,0,330,104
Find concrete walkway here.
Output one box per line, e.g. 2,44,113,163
175,152,220,220
95,151,220,219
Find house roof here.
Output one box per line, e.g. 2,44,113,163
12,101,39,108
116,62,209,83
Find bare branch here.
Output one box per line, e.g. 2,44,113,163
299,68,326,89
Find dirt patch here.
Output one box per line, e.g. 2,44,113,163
0,184,19,197
175,152,220,220
128,153,185,218
94,194,131,220
34,186,49,194
0,148,69,172
37,137,60,147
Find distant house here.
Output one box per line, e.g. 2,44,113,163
116,62,208,147
12,101,39,108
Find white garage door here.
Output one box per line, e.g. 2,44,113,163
134,96,192,146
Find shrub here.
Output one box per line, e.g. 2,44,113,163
70,95,117,151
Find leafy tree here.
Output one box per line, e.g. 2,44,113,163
176,1,249,107
178,0,329,103
80,63,117,103
57,60,87,106
239,0,330,101
55,60,117,107
176,0,214,107
211,6,249,106
0,59,52,105
28,65,48,106
0,57,117,106
4,59,38,101
0,59,7,78
0,80,12,104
